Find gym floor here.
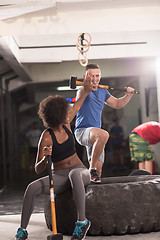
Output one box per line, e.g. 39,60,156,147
0,211,160,240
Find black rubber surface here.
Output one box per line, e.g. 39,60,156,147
44,175,160,236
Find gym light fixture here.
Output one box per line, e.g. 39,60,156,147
57,86,80,91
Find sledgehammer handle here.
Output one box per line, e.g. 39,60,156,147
98,84,139,94
73,79,139,94
47,156,57,235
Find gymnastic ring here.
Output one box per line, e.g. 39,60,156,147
76,38,90,51
76,40,90,53
77,33,91,48
77,37,90,48
77,33,91,44
78,52,88,66
78,53,88,64
79,60,88,67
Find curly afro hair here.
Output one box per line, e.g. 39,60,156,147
38,95,69,128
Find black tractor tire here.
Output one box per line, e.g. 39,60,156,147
44,175,160,235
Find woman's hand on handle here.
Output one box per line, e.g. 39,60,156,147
43,145,52,160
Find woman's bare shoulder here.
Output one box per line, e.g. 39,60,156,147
39,129,52,145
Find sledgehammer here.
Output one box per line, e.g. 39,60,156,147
47,155,63,240
70,76,140,94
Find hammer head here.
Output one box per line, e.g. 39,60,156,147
70,76,77,89
47,233,63,240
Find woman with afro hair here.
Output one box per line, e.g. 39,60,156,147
15,77,92,240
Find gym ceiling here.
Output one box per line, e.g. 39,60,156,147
0,0,160,91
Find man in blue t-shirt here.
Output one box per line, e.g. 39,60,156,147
75,63,134,183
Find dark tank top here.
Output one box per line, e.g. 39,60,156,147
47,125,76,162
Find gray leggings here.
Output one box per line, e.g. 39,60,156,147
20,164,90,229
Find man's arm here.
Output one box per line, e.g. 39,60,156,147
105,87,134,109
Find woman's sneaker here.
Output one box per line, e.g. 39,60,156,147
15,227,28,240
71,218,91,240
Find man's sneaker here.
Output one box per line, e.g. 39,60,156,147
90,169,101,183
15,227,28,240
71,218,91,240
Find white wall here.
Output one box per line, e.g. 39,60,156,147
23,58,156,82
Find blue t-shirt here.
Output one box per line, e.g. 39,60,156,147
75,88,111,130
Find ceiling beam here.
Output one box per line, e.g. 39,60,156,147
0,37,32,81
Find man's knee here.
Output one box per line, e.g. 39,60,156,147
90,128,109,145
96,131,109,145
